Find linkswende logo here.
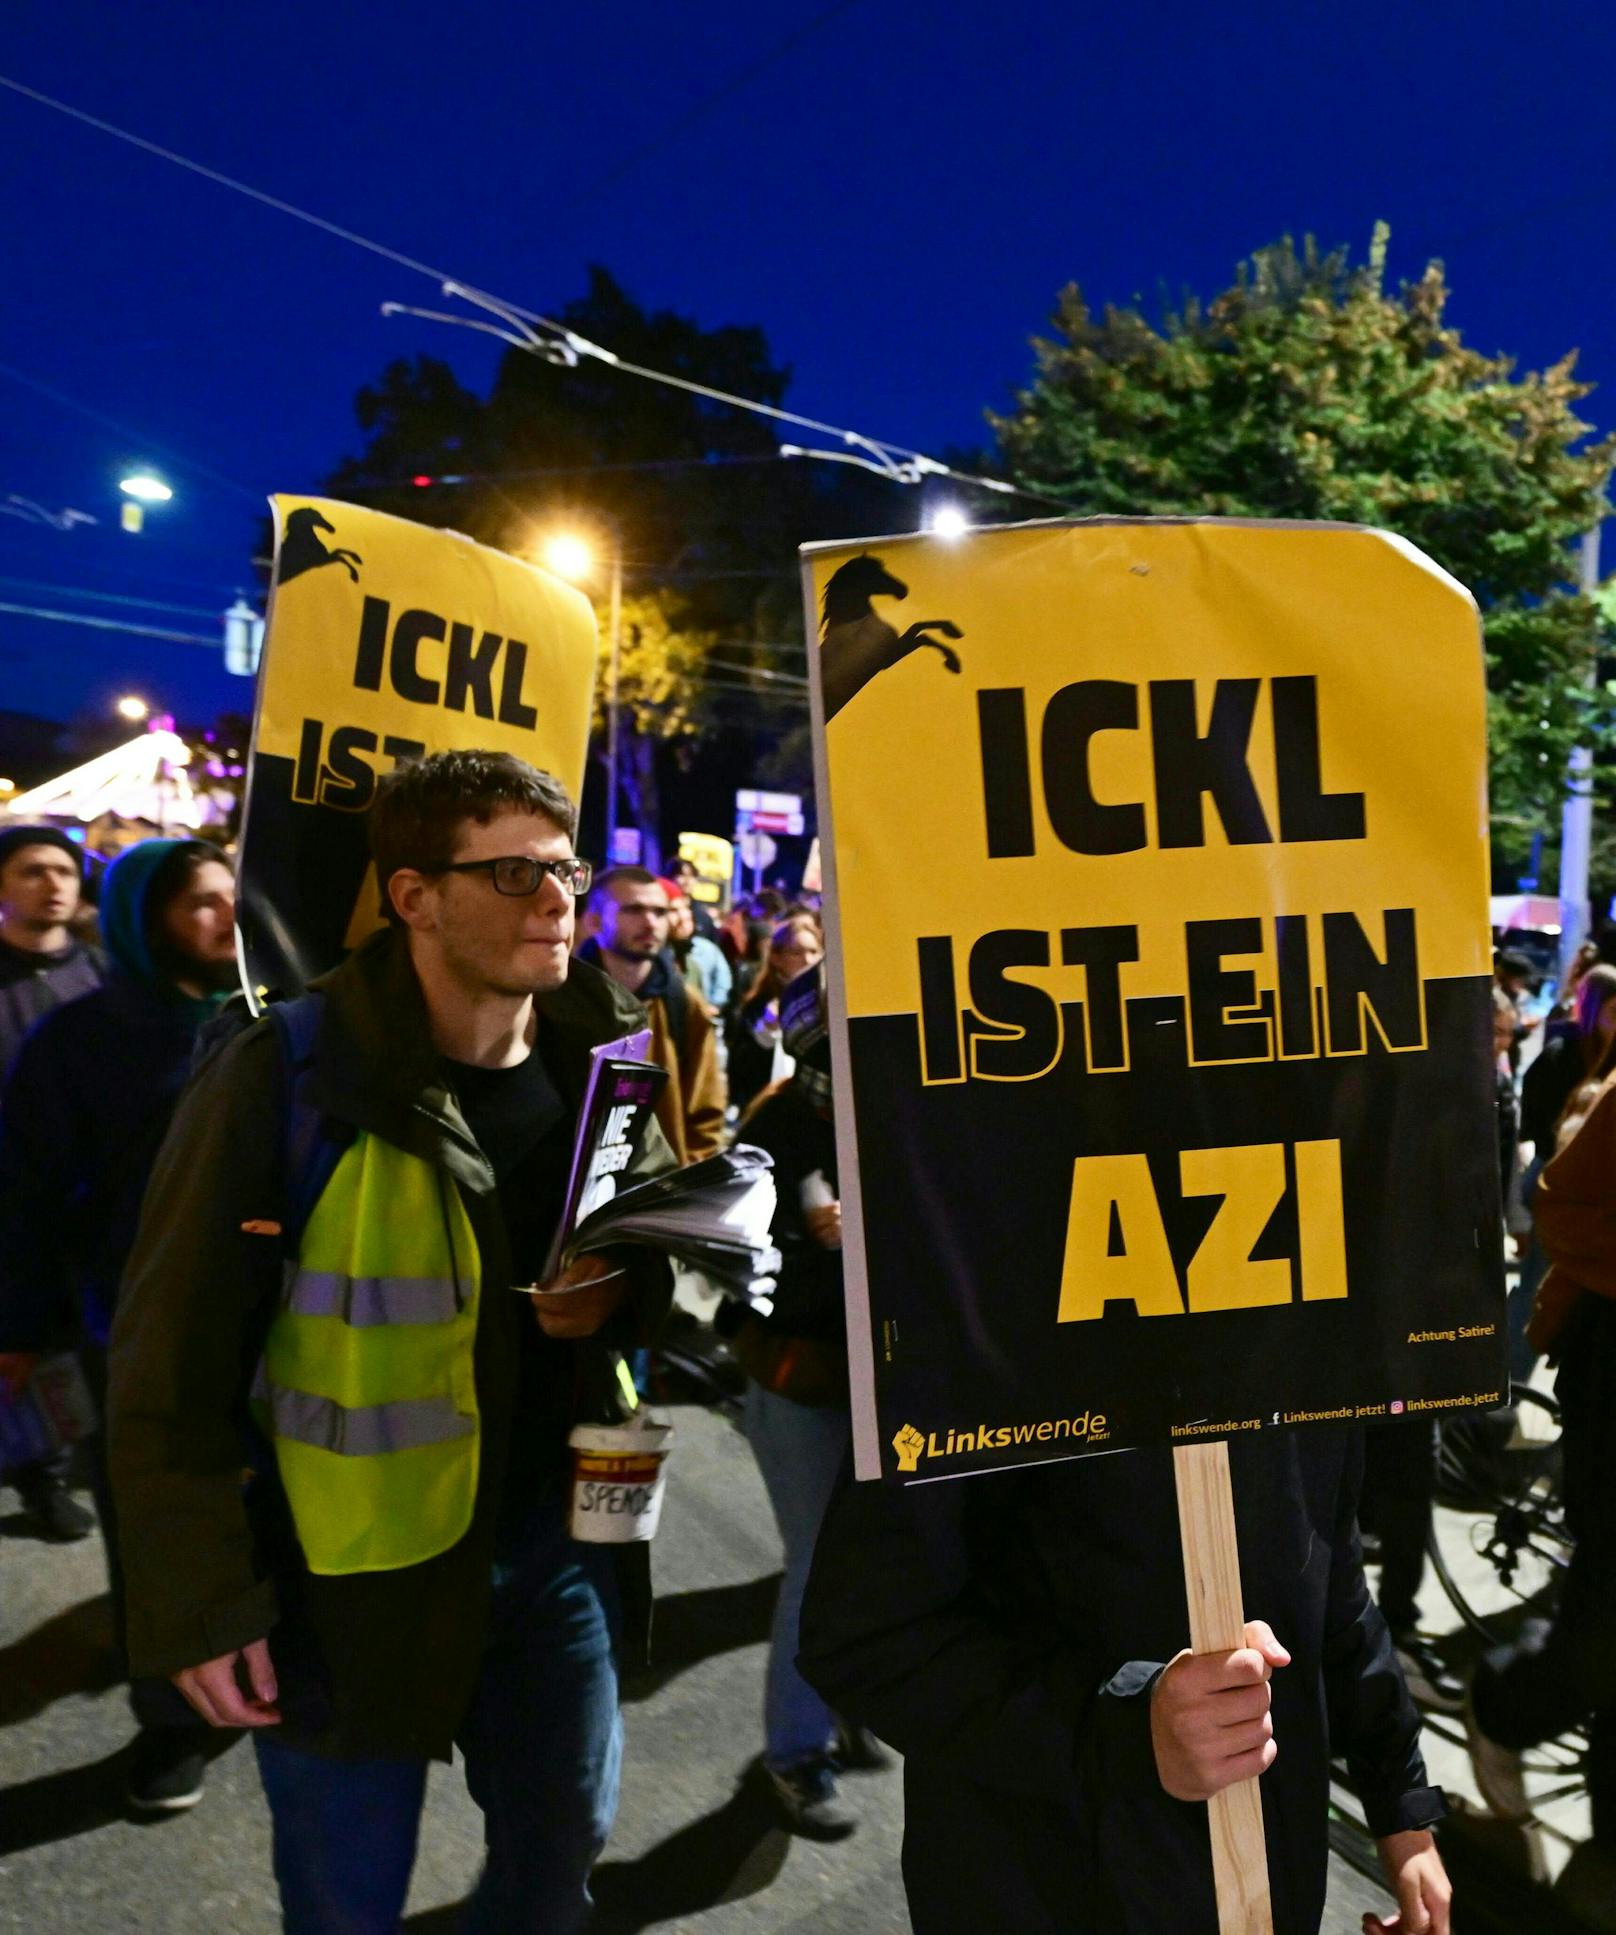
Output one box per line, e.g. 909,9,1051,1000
891,1411,1109,1472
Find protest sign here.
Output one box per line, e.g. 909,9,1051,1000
805,519,1504,1487
238,497,597,995
676,831,734,914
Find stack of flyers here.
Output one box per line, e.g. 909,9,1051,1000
562,1144,781,1303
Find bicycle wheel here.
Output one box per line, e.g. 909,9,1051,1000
1427,1384,1573,1645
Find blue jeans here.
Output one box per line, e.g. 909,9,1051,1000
743,1378,850,1771
254,1502,622,1935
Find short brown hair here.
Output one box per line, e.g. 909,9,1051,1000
370,750,577,920
588,865,660,913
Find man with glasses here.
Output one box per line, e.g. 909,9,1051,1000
107,750,673,1934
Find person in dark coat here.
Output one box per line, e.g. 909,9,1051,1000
1520,966,1616,1156
1467,1072,1616,1915
724,913,823,1118
0,837,239,1809
0,821,106,1539
0,822,105,1070
799,1428,1451,1935
718,965,890,1838
1509,964,1616,1381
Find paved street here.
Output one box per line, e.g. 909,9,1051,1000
7,1396,1404,1932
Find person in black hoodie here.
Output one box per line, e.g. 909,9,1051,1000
0,836,238,1812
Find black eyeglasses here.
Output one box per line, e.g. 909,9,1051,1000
439,856,594,896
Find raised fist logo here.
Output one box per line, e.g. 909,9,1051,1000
891,1423,926,1474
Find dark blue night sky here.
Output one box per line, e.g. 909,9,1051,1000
5,0,1616,732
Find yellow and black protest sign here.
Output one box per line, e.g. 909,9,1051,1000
676,831,735,913
238,496,596,994
804,519,1506,1483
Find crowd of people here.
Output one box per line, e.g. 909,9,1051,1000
1461,941,1616,1908
1,754,1607,1932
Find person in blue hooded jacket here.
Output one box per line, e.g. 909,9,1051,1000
0,836,239,1814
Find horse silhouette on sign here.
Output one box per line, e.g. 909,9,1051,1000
819,554,962,721
278,507,363,586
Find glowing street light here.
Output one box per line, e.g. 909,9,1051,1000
927,505,971,540
116,695,150,723
119,473,174,504
542,531,596,583
118,471,173,534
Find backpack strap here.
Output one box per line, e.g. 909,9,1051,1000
267,991,350,1253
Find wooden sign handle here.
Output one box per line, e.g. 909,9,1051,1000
1173,1441,1275,1935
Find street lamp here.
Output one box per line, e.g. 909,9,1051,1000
539,525,625,866
116,695,150,723
926,505,971,540
118,470,173,535
542,532,596,583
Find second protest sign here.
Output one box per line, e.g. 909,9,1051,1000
238,495,598,996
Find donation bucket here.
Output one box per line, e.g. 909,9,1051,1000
567,1413,674,1543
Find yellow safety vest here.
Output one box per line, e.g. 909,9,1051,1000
257,1132,481,1576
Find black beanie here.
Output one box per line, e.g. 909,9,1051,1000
0,824,83,880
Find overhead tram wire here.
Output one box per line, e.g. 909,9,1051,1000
386,283,1055,504
0,359,262,504
0,599,223,648
0,575,225,620
0,74,1066,515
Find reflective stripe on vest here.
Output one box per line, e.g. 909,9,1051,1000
267,1384,476,1456
283,1268,462,1327
261,1130,482,1577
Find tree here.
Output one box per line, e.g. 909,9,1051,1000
589,587,715,871
992,229,1616,851
321,269,908,853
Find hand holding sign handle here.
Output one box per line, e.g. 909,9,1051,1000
1151,1619,1289,1801
1173,1440,1275,1935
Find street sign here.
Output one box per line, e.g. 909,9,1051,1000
736,830,778,871
735,787,805,836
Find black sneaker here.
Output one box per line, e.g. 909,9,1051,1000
765,1757,857,1840
1393,1632,1464,1713
125,1730,207,1813
833,1719,894,1773
16,1473,95,1543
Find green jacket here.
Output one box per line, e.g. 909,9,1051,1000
108,927,674,1761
